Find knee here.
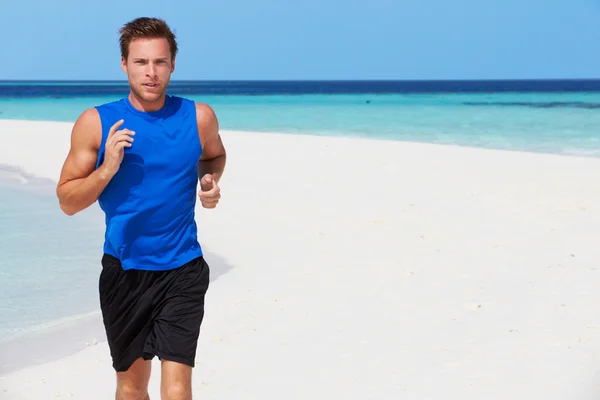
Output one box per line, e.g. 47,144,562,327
118,382,149,400
161,381,191,400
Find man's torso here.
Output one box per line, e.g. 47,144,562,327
94,95,204,271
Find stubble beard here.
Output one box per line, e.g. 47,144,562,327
131,83,166,105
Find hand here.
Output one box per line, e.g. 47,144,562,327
198,174,221,209
101,119,135,177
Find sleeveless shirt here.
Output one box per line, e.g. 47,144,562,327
94,95,204,271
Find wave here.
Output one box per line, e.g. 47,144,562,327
463,101,600,109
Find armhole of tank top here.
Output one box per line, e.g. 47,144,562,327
94,106,108,170
191,100,203,158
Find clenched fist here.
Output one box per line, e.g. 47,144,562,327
198,173,221,209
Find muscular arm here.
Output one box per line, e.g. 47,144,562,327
56,108,113,216
196,103,226,182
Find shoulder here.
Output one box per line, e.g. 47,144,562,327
71,107,102,149
194,102,218,126
193,102,225,159
74,107,101,131
194,102,219,142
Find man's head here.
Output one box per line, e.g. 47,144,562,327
119,17,178,109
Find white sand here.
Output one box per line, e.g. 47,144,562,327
2,118,600,399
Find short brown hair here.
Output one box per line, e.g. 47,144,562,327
118,17,178,60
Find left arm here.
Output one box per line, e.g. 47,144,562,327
196,102,226,209
196,102,226,182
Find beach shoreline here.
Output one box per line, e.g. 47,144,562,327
2,119,600,399
0,311,104,375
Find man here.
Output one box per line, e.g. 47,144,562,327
56,17,226,400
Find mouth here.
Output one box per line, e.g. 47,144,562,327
143,83,159,89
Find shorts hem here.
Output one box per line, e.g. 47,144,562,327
111,352,195,372
113,354,146,373
143,347,196,368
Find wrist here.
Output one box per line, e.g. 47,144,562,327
97,164,116,181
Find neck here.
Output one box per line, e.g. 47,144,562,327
127,92,166,113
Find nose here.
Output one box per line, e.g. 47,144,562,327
146,63,157,77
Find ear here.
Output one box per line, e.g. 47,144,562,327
171,57,176,73
121,56,127,73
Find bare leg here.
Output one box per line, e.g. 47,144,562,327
160,360,193,400
116,357,152,400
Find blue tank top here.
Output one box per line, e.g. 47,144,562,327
94,95,203,271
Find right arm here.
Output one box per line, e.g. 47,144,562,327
56,108,129,216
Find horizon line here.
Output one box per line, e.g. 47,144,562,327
1,78,600,83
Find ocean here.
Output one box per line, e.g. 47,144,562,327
1,79,600,370
3,80,600,157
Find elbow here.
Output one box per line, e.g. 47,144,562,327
60,202,77,216
57,186,77,216
58,199,79,216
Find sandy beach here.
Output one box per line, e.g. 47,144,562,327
2,118,600,399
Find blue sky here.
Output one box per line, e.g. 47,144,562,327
1,0,598,80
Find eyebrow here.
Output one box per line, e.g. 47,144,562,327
132,57,169,61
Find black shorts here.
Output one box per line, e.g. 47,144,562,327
99,253,210,372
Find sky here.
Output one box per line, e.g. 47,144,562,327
0,0,598,80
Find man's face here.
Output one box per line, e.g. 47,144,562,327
122,37,175,104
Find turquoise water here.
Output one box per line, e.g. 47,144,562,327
0,169,105,344
2,89,600,370
2,92,600,157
